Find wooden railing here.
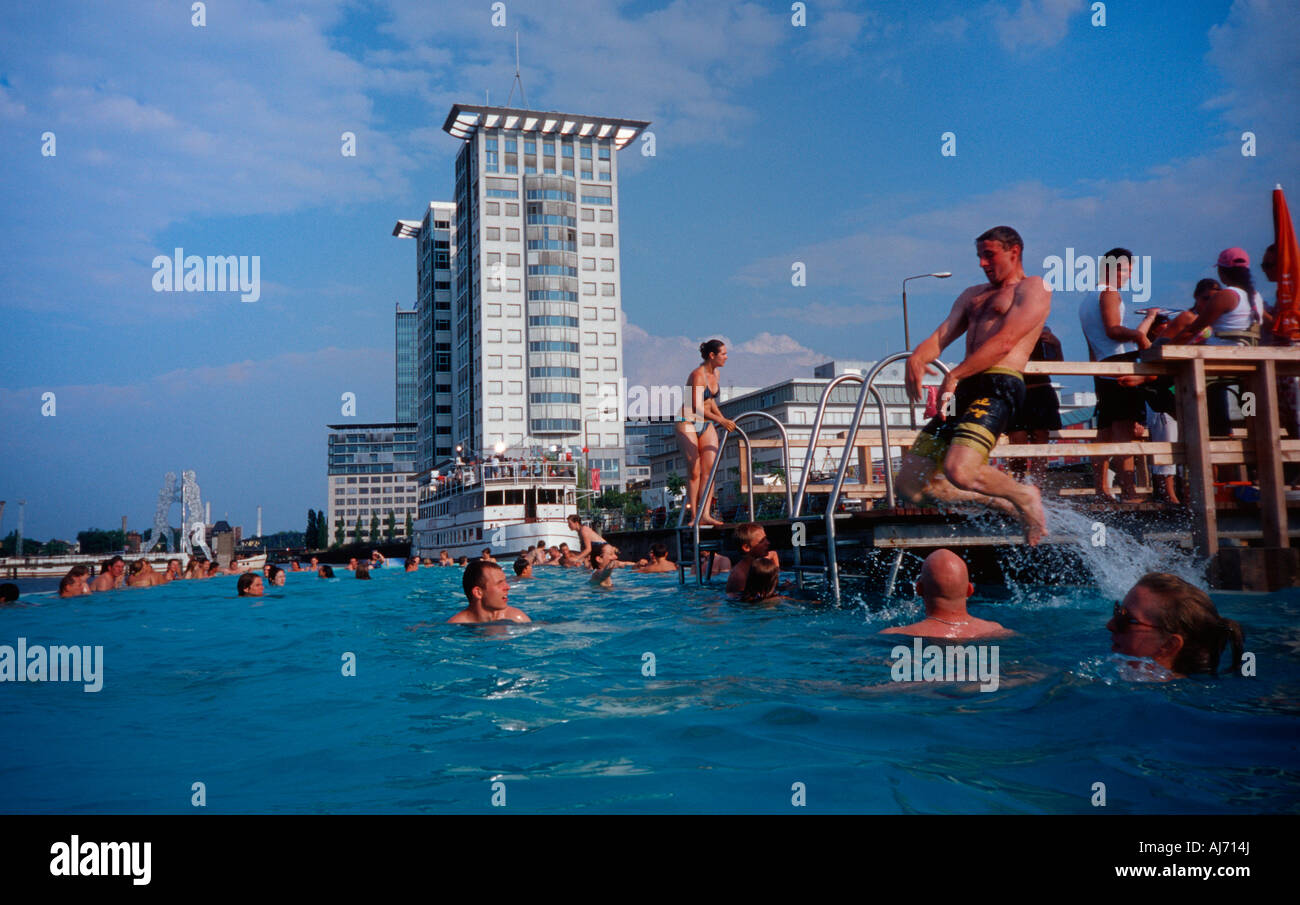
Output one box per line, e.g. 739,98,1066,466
728,347,1299,559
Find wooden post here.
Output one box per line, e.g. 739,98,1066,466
1250,359,1289,548
1175,357,1217,558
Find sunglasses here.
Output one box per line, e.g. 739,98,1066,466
1111,602,1162,632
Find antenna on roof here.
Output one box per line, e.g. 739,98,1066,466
506,30,526,108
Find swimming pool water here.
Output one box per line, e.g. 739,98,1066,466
2,567,1297,814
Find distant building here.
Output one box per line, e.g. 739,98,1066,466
395,305,419,424
326,423,419,545
125,531,142,554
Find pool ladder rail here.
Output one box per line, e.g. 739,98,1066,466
673,351,952,604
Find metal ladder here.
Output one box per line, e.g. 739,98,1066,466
784,354,952,603
675,413,795,586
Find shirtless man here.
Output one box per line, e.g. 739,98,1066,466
896,226,1051,545
881,549,1011,639
725,523,779,594
567,514,605,559
448,560,530,624
127,559,167,588
635,543,676,573
91,556,125,592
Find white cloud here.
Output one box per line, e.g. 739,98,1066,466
624,322,830,389
985,0,1085,52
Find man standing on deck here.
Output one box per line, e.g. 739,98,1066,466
895,226,1051,545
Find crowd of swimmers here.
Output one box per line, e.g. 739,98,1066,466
1,510,1247,681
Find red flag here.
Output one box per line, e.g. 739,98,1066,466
1272,185,1300,341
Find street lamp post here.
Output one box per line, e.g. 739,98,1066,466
901,272,953,351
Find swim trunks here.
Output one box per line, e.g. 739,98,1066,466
910,367,1026,465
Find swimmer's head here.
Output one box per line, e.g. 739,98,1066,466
318,565,334,578
734,523,769,556
741,556,780,602
0,583,18,603
237,573,263,597
269,565,285,586
650,542,668,561
916,549,973,605
1110,573,1245,676
590,543,618,570
513,557,531,577
463,560,509,611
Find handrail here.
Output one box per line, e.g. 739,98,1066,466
733,410,795,519
692,425,753,585
823,352,952,603
792,375,892,517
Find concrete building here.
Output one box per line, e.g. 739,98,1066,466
326,423,419,544
414,104,649,468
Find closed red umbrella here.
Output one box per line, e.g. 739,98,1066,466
1272,184,1300,341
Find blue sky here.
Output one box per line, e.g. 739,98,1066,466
1,0,1296,539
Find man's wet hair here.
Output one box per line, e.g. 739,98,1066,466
976,226,1023,252
734,522,765,551
463,559,503,600
513,557,530,576
1101,247,1133,264
650,542,668,559
236,573,259,596
318,565,335,578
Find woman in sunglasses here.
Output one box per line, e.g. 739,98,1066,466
1108,573,1245,678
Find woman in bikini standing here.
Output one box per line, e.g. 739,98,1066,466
676,339,737,527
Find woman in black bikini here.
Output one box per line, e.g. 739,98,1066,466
676,339,737,527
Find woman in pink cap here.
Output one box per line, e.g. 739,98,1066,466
1170,247,1266,438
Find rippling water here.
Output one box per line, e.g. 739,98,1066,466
1,565,1297,813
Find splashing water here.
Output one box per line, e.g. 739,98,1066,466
1037,497,1207,600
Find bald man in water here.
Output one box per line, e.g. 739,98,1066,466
881,549,1011,640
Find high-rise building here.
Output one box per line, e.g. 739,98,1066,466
439,103,649,468
395,305,418,424
393,201,457,474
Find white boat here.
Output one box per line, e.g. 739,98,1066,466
232,552,267,571
412,458,580,561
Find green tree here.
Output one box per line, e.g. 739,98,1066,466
316,511,328,549
333,520,344,547
354,515,364,544
404,512,413,540
76,528,126,555
44,539,71,555
665,473,686,496
306,509,317,546
2,532,43,556
384,511,396,542
369,513,380,543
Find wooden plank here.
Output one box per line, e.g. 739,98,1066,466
1146,345,1300,363
1176,357,1217,557
1250,359,1288,547
1023,361,1168,376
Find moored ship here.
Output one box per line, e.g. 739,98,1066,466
413,458,579,561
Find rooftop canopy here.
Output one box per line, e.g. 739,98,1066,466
442,103,650,151
392,219,422,239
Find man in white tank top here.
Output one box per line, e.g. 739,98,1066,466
1077,249,1158,500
